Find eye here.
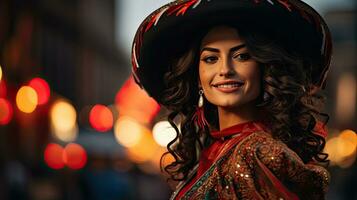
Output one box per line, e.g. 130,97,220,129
201,56,218,64
233,53,251,61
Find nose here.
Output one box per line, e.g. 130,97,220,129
219,58,235,77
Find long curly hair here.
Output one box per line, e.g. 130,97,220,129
160,24,329,181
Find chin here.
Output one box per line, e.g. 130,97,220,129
214,96,259,109
216,99,246,108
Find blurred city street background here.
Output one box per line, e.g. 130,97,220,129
0,0,356,199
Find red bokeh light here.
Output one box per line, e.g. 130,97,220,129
0,98,13,125
63,143,87,170
115,75,160,124
28,77,50,105
44,143,65,170
89,104,114,132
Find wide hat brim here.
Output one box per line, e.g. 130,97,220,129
132,0,332,103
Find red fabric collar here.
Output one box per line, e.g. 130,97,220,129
210,121,269,139
210,120,328,139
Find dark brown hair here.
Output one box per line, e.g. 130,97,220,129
160,25,329,181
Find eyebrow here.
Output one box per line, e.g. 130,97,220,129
200,44,246,54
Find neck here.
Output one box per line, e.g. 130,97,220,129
218,102,259,130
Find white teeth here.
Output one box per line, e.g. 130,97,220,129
216,83,242,88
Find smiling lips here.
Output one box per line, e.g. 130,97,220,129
212,80,244,93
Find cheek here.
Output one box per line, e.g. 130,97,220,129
242,65,261,94
250,75,261,96
198,66,210,87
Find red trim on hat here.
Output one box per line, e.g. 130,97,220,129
167,0,199,16
277,0,292,12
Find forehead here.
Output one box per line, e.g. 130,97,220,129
200,26,243,47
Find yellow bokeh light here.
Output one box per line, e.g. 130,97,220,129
50,100,77,133
324,137,340,164
114,116,144,148
51,123,78,142
16,86,38,113
0,65,2,81
149,147,175,170
340,129,357,145
338,129,357,158
325,130,357,167
337,139,356,158
152,121,177,147
126,130,159,163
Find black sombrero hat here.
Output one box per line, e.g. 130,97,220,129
131,0,332,103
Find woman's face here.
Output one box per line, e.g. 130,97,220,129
199,26,261,109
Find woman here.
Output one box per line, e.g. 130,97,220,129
132,0,332,199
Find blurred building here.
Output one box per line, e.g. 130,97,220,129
0,0,169,200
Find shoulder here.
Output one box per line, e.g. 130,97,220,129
233,131,301,161
232,130,289,159
239,131,330,194
226,130,286,171
238,131,307,173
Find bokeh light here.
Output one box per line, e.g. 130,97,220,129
325,129,357,168
115,76,160,124
338,129,357,158
63,143,87,170
0,65,2,81
114,116,144,148
340,129,357,146
52,124,79,143
152,121,177,147
0,98,13,125
50,100,77,132
50,100,78,142
29,77,50,105
147,147,175,174
325,137,343,163
126,129,159,163
44,143,65,170
89,104,114,132
16,86,38,113
160,150,175,168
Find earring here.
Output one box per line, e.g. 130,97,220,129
198,89,204,107
192,89,209,130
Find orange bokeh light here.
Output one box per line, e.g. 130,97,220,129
29,77,50,105
89,104,114,132
0,98,13,125
114,116,145,148
44,143,65,170
126,129,159,163
115,75,160,124
63,143,87,170
16,86,38,113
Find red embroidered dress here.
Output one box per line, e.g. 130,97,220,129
171,121,329,200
